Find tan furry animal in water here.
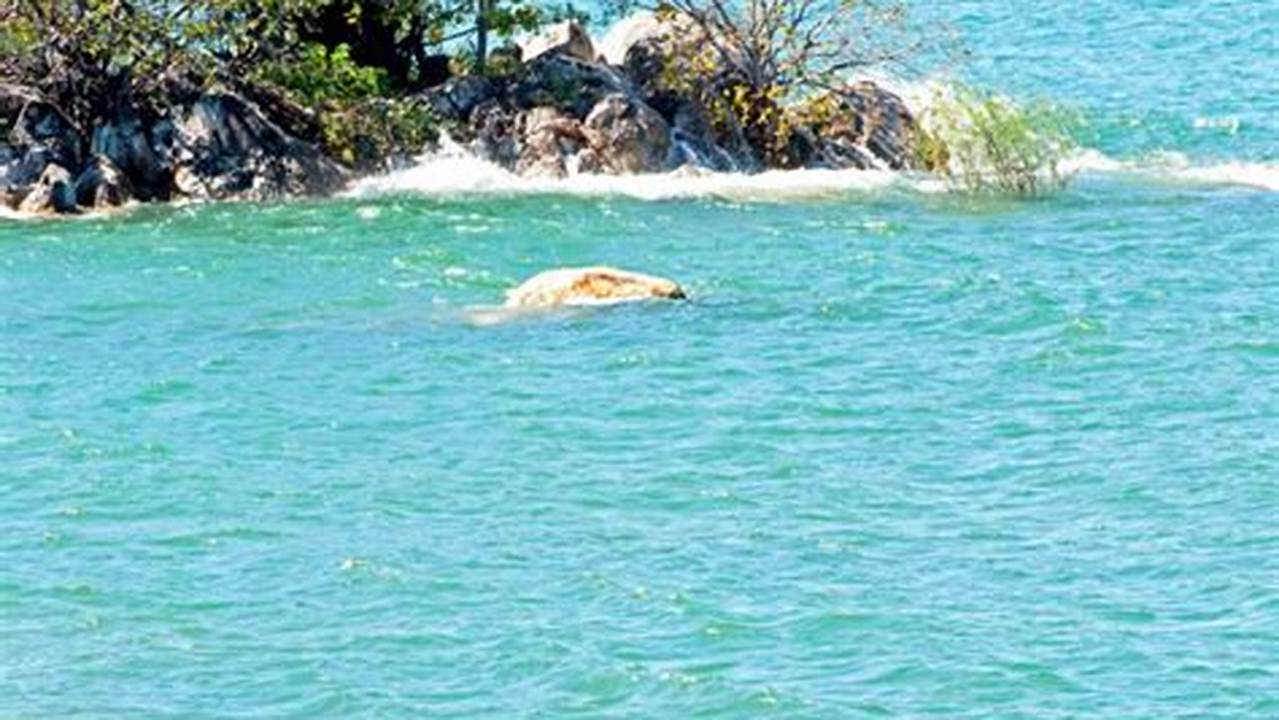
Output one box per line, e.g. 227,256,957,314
504,266,687,308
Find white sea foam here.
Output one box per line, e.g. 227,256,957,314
1174,162,1279,191
1065,149,1279,191
345,141,1278,202
0,205,133,222
344,139,935,202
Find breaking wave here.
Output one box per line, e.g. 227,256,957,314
343,138,940,202
1065,150,1279,192
343,142,1277,203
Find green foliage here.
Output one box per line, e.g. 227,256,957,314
481,0,547,36
253,44,389,106
321,98,440,169
639,0,927,168
245,40,439,169
1,1,559,95
917,86,1080,196
0,17,39,59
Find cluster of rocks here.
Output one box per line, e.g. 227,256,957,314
1,81,346,215
2,15,922,215
420,17,921,179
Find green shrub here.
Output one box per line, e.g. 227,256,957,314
917,86,1080,196
321,99,440,170
252,43,389,106
247,41,439,169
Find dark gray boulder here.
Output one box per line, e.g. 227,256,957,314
90,112,172,200
818,82,919,170
420,76,498,123
18,163,77,214
466,100,523,169
581,94,671,174
75,155,133,209
511,54,634,119
168,91,348,200
9,95,81,173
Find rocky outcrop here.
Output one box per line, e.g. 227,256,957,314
75,155,133,209
581,94,670,174
1,14,924,215
2,84,83,200
8,92,82,174
505,267,687,308
515,107,590,178
420,76,498,123
89,110,171,200
511,54,634,118
168,92,347,201
816,83,919,170
429,17,920,181
17,163,77,214
2,82,347,214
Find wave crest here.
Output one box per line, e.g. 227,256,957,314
1066,150,1279,192
343,138,937,202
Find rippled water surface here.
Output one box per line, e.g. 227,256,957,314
2,2,1277,718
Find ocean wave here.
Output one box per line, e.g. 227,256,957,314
346,145,1277,202
1065,150,1279,191
344,144,942,202
1174,163,1279,191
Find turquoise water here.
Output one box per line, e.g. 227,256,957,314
3,3,1278,718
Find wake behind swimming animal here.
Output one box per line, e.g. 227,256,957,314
504,267,687,308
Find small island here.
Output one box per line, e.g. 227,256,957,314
2,0,1065,216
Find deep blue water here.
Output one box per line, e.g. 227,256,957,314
2,1,1277,717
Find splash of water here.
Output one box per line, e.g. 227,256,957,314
343,135,932,202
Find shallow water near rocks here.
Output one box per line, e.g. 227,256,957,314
2,2,1277,718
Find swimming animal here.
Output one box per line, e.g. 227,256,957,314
504,266,687,308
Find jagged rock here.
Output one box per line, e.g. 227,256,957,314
520,20,596,63
420,75,497,122
816,82,918,170
515,107,589,178
233,80,324,144
2,85,82,190
9,95,81,173
18,163,77,214
169,91,348,200
581,94,671,174
90,112,171,200
669,101,747,172
614,19,762,172
505,266,687,308
512,54,634,119
467,100,522,169
621,34,674,109
2,145,65,189
75,155,132,209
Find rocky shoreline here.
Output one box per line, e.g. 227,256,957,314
1,17,923,216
